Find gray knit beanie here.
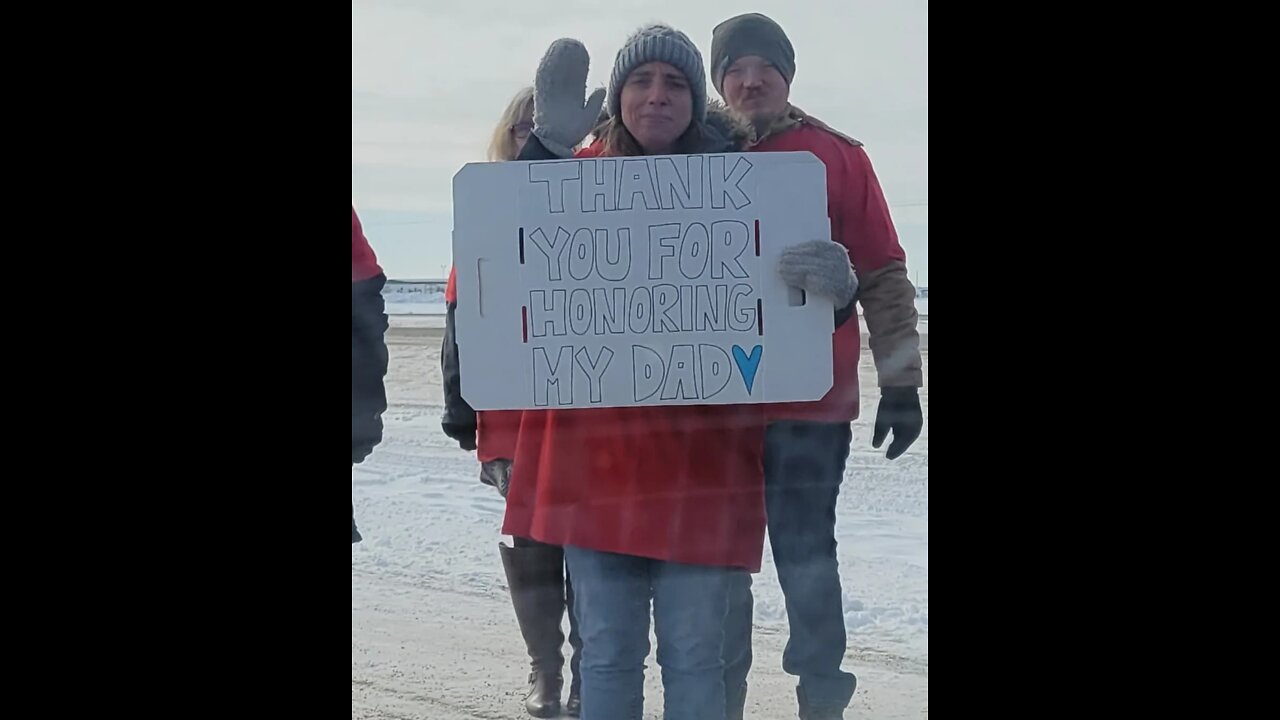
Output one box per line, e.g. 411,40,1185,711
710,13,796,95
607,24,707,122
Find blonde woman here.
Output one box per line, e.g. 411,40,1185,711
442,87,583,717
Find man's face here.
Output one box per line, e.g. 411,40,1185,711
721,55,790,127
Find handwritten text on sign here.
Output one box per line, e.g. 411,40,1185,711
451,151,833,410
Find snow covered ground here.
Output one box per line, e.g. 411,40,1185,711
352,323,928,719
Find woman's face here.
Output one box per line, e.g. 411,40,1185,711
620,62,693,155
512,113,533,158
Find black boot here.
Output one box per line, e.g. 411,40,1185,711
797,677,857,720
564,570,582,717
524,668,563,719
500,542,567,718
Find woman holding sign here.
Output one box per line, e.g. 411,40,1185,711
442,86,584,718
498,28,857,720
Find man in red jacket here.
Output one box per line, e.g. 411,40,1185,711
709,14,925,720
352,206,389,543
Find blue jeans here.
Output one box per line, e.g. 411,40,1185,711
724,421,857,715
564,546,731,720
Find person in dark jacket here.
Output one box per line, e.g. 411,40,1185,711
441,86,584,718
352,205,389,543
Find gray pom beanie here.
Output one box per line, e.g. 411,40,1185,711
607,24,707,122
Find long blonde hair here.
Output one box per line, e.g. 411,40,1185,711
487,86,535,162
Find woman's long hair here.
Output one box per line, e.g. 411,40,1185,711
598,115,704,157
487,87,535,162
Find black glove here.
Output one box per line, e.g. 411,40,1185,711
480,459,513,498
872,387,922,460
442,421,477,451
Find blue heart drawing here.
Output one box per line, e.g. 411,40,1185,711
732,345,763,394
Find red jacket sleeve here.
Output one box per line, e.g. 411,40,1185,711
836,146,907,274
352,206,389,462
352,206,382,282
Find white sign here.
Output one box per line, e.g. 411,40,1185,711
452,151,833,410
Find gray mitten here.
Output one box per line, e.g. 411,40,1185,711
533,39,606,158
777,240,860,307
